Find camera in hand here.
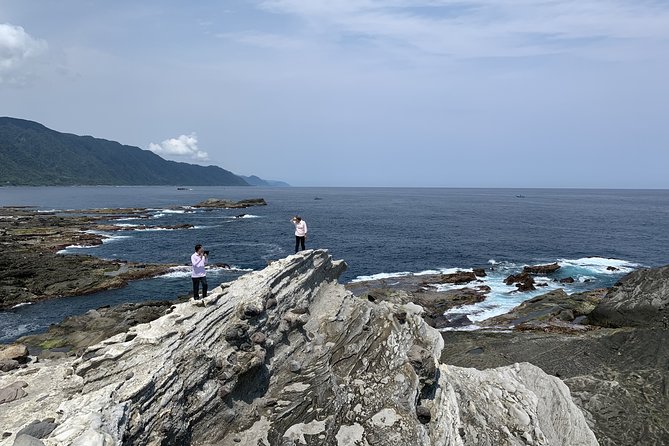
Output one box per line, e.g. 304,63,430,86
203,250,210,255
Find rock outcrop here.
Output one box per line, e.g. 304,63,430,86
0,250,597,446
17,301,175,354
523,263,561,274
443,265,669,446
589,265,669,328
0,207,174,309
193,198,267,208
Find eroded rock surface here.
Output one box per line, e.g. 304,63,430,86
0,207,174,309
0,250,596,446
443,265,669,446
589,265,669,328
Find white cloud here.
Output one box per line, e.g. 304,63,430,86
255,0,669,60
0,23,48,85
149,134,209,161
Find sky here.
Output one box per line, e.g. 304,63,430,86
1,0,668,188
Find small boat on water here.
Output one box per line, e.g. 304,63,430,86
516,194,526,198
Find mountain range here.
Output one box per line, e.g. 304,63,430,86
0,117,288,187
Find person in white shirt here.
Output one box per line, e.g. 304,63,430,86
191,244,208,299
291,216,308,253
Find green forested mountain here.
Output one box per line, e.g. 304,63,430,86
0,117,250,186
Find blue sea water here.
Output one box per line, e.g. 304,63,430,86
1,186,668,341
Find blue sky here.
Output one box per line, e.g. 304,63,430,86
1,0,668,187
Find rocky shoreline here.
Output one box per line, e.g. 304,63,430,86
0,250,599,445
347,263,669,445
0,198,266,310
0,207,667,445
439,266,669,446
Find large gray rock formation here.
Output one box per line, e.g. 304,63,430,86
0,250,597,446
589,265,669,328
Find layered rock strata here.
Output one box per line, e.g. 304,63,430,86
443,265,669,446
0,250,597,446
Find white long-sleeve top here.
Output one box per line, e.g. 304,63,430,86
293,220,308,237
191,253,207,278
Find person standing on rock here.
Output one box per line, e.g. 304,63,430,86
191,244,208,299
291,216,308,253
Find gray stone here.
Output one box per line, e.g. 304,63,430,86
0,359,20,372
16,420,57,439
590,265,669,328
12,434,45,446
288,360,301,373
0,344,29,363
0,381,28,404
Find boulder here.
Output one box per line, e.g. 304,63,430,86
523,262,561,274
16,420,57,439
431,271,477,285
589,265,669,328
0,381,28,405
0,360,20,372
0,345,28,363
504,272,536,291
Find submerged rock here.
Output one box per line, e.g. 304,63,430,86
0,250,597,446
523,263,561,274
193,198,267,208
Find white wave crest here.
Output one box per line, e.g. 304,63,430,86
558,257,640,274
57,244,94,254
350,271,412,283
134,227,177,232
415,267,466,276
227,214,261,219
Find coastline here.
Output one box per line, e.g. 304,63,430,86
0,206,176,310
0,198,266,311
1,250,667,445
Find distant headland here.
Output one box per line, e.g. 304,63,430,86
0,117,288,187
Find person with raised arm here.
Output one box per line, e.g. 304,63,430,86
291,216,308,253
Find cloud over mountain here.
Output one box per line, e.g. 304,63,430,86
149,134,209,161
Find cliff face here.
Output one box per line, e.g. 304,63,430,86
0,250,597,446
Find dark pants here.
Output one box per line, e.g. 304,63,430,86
295,236,306,253
192,276,208,299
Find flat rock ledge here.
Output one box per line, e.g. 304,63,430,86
0,250,597,446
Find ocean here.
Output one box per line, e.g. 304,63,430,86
1,186,668,342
